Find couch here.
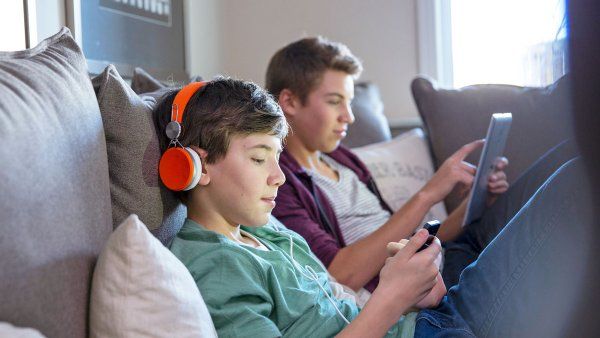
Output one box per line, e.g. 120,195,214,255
343,75,573,213
410,75,573,211
0,28,197,338
0,28,575,337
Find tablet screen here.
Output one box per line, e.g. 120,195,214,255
463,112,512,226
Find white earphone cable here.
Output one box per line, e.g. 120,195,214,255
285,231,350,325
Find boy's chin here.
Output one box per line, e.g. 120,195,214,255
244,213,271,227
322,139,342,153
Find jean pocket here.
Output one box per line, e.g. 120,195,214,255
414,300,476,338
416,308,453,329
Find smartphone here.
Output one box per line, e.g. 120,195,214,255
416,220,441,252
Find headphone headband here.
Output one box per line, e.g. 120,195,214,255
171,81,207,123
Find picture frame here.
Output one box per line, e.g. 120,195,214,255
66,0,187,81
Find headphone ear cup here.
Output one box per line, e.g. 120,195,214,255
183,147,202,191
159,147,202,191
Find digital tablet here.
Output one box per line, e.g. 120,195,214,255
463,113,512,226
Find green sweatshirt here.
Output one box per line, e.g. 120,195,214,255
170,218,416,338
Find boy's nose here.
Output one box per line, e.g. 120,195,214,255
341,103,355,124
269,163,286,187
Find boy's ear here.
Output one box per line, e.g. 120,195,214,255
278,89,300,117
189,145,210,186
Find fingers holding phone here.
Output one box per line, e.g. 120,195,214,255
384,220,447,309
379,229,440,304
386,221,443,270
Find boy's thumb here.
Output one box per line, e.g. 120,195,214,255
402,229,430,255
386,239,409,256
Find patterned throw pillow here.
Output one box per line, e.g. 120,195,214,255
352,128,448,223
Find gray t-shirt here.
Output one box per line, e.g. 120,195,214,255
309,155,391,245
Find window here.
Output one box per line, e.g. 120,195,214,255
0,0,27,51
451,0,567,87
418,0,567,88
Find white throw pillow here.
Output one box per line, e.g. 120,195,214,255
352,128,447,223
90,215,217,338
0,323,46,338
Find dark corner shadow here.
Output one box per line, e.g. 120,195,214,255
567,0,600,335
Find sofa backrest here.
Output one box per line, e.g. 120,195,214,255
411,76,574,211
0,28,112,337
343,82,392,148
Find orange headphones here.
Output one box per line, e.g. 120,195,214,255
158,82,207,191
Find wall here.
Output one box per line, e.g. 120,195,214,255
35,0,64,42
184,0,221,80
34,0,220,82
213,0,421,126
32,0,421,126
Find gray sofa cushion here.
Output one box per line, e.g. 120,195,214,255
411,76,573,211
0,27,112,338
131,67,167,94
131,67,204,95
92,65,186,244
343,82,392,148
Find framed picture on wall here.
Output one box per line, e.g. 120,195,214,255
66,0,187,81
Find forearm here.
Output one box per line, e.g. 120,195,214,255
336,287,411,338
328,191,434,290
437,198,468,242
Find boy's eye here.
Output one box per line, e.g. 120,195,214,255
328,101,341,105
252,158,265,164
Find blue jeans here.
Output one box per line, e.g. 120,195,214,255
415,298,475,337
442,139,579,286
415,157,594,337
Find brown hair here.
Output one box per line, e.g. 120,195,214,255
154,78,288,200
265,36,363,104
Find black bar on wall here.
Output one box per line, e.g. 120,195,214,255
23,0,30,48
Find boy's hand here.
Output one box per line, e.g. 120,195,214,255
420,140,483,205
378,230,442,309
387,238,442,270
486,157,510,206
386,235,447,310
386,239,409,256
413,273,446,309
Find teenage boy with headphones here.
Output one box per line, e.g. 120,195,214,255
156,77,587,337
267,37,579,291
156,78,443,336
